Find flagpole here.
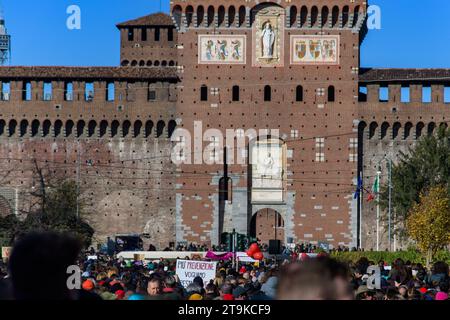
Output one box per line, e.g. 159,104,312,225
359,171,363,249
376,169,381,251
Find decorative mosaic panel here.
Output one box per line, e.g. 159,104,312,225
290,35,340,65
198,35,246,65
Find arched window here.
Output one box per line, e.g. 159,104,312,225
0,120,5,136
31,120,40,137
65,120,74,137
238,6,246,27
311,6,319,27
172,5,182,28
134,120,142,138
218,6,225,27
404,122,413,140
122,120,131,137
427,122,436,135
232,85,240,102
147,60,153,67
321,7,329,27
416,122,424,139
111,120,119,138
168,120,177,138
392,122,401,140
300,6,308,27
139,60,145,67
264,85,272,102
380,122,390,140
19,119,28,137
352,6,361,27
207,6,215,27
8,120,17,137
154,60,160,67
99,120,108,138
77,120,85,138
145,120,154,138
228,6,236,26
186,6,194,27
369,122,378,139
296,85,303,102
88,120,97,137
290,6,298,27
162,60,168,66
131,60,137,67
156,120,165,138
197,6,205,27
342,6,349,27
332,6,339,27
42,120,51,137
328,86,335,102
168,60,175,66
121,60,129,67
200,85,208,101
54,120,63,137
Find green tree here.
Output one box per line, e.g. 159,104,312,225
380,126,450,238
0,180,94,248
406,186,450,267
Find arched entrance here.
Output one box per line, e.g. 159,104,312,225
250,208,284,245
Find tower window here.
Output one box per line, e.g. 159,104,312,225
64,82,73,101
422,86,432,103
444,86,450,103
128,28,134,41
85,83,94,101
155,27,160,41
141,28,147,41
168,28,174,41
106,83,115,101
379,86,389,102
23,81,32,101
328,86,335,102
358,85,367,102
43,82,52,101
401,86,410,103
200,85,208,101
232,85,240,101
296,85,303,102
264,85,272,101
1,82,10,100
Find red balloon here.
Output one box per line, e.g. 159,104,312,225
253,252,264,261
246,250,253,257
249,243,259,252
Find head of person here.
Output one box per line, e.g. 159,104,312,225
277,257,352,300
8,232,81,300
186,282,203,296
147,278,161,296
164,275,177,289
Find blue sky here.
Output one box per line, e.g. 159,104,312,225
2,0,450,68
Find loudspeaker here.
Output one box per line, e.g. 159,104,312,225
268,239,282,255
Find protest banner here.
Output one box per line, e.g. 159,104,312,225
176,260,217,287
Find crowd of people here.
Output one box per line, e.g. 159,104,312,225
0,232,449,300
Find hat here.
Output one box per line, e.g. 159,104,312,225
115,290,125,300
435,292,448,301
189,294,203,300
82,279,95,291
419,287,427,294
239,266,246,274
355,285,371,296
232,286,249,298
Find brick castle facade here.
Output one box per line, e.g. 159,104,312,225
0,1,449,250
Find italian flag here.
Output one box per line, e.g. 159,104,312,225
367,176,379,202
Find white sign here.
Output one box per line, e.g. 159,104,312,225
176,260,217,288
